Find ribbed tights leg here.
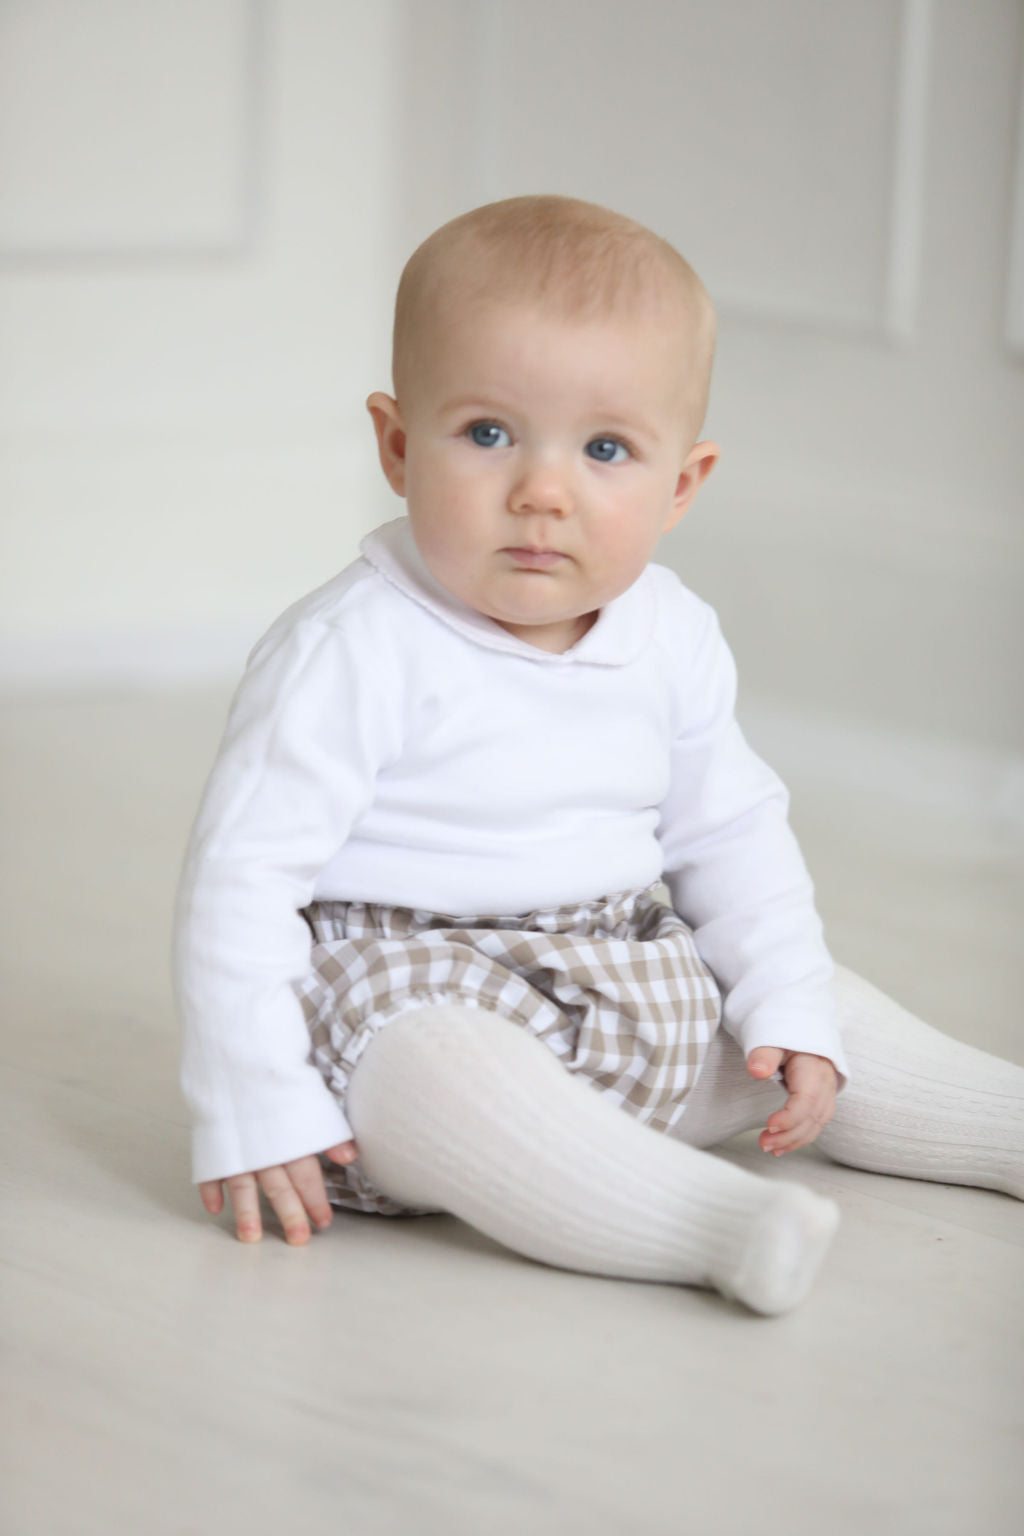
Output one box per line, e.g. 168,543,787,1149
673,965,1024,1201
345,1004,840,1316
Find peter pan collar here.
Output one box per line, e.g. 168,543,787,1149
358,515,657,667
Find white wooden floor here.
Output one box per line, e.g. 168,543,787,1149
2,689,1022,1536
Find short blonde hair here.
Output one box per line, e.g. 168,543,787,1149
392,194,717,441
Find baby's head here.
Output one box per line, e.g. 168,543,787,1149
392,195,716,445
368,195,720,654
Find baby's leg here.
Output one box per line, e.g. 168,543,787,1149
819,967,1024,1198
345,1003,839,1315
674,966,1024,1200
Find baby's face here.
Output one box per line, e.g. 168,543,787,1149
370,300,717,653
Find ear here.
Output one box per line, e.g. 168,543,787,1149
366,391,408,497
663,441,720,533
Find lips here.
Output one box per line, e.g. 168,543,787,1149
504,548,566,569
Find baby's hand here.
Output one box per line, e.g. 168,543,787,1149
198,1141,357,1244
746,1049,837,1157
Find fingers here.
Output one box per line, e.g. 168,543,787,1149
256,1166,316,1245
760,1097,832,1155
760,1058,837,1157
225,1171,264,1242
278,1155,335,1238
199,1180,224,1215
747,1047,785,1079
214,1156,336,1244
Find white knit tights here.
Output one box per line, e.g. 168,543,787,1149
347,1003,840,1316
344,967,1023,1316
675,965,1024,1201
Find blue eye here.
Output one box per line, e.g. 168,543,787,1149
467,422,511,448
586,437,628,463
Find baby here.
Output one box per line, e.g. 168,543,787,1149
174,195,1024,1316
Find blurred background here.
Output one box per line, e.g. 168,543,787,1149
2,8,1023,1531
1,0,1022,1014
1,0,1021,775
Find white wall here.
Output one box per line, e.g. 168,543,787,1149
392,0,1024,759
0,0,404,682
1,1,1021,812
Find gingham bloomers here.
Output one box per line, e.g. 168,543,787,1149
173,515,849,1188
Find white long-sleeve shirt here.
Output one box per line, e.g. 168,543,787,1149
174,514,849,1184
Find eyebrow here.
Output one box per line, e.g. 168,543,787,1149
438,395,510,417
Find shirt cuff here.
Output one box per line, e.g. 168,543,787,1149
191,1092,353,1185
737,1018,851,1092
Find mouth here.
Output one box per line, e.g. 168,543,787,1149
503,548,567,569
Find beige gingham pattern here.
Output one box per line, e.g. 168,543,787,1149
296,880,721,1215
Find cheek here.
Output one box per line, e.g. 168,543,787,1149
589,501,667,586
405,474,477,583
407,448,480,516
596,516,652,567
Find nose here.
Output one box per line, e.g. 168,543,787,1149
507,454,572,518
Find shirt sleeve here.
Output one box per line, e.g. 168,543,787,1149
656,603,850,1089
172,612,404,1184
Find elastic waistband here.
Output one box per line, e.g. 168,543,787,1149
302,880,666,943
